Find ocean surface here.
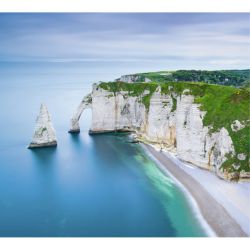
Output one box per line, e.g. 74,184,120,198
0,61,207,237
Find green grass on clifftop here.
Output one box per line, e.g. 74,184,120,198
125,69,250,87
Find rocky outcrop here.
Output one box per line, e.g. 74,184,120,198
116,74,151,83
28,104,57,148
231,120,245,132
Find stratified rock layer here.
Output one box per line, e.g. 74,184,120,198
28,104,57,148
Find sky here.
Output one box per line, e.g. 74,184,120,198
0,13,249,69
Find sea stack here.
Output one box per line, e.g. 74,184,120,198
28,104,57,149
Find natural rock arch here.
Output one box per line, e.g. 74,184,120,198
68,93,92,133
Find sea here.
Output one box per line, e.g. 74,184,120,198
0,61,207,237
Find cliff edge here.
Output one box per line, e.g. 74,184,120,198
70,78,250,181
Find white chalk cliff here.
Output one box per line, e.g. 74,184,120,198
69,84,249,181
28,104,57,148
116,74,151,83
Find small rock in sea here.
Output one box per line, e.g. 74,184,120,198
127,133,139,143
28,104,57,149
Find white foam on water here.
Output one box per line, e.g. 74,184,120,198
142,144,217,237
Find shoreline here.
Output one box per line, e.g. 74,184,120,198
142,144,216,237
142,143,248,237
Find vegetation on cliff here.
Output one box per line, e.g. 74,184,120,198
98,79,250,175
119,69,250,88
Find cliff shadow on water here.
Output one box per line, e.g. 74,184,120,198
29,147,58,166
87,132,207,237
69,133,82,146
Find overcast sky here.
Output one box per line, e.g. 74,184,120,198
0,13,249,69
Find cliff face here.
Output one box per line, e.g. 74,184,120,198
146,87,176,147
116,74,151,83
91,85,147,132
69,81,250,181
174,94,234,178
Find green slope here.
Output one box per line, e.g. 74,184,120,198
119,69,250,87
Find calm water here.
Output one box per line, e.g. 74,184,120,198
0,62,206,237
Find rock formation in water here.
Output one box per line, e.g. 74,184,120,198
28,104,57,148
70,77,250,181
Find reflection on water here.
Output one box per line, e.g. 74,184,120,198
69,133,81,145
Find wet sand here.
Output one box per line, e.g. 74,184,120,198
144,144,247,237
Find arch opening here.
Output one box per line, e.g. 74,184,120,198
68,93,92,133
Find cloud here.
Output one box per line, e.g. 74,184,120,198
0,13,249,69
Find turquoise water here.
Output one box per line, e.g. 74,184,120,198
0,62,206,237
